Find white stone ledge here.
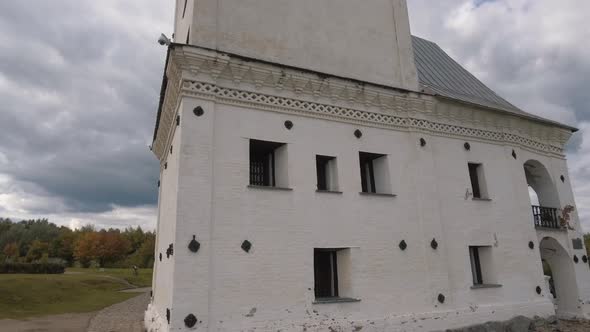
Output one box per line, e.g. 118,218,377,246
315,190,344,194
358,192,397,198
470,284,503,290
247,185,294,191
534,226,567,232
313,297,361,305
472,197,493,202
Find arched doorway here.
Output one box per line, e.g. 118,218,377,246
539,237,579,317
541,259,556,301
524,160,561,229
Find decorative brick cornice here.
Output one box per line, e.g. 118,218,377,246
153,60,182,159
152,46,571,162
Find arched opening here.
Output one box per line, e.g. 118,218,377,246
541,259,556,300
539,237,579,317
524,160,561,229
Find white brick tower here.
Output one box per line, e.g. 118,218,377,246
172,0,419,91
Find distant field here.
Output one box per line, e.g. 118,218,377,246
0,268,152,319
68,267,153,288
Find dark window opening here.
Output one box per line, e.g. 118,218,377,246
359,152,385,193
249,139,284,187
182,0,188,18
316,155,336,191
314,249,339,298
468,163,482,199
470,246,483,285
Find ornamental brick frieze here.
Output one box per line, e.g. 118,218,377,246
152,60,182,158
152,46,570,162
180,80,564,156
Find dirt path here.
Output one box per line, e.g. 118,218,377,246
65,270,138,290
100,275,137,290
0,312,95,332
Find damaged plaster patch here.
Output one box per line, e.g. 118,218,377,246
245,307,257,317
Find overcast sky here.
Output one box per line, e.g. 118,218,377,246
0,0,588,231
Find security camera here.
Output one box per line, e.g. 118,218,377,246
158,33,171,46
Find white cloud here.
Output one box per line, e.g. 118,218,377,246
568,122,590,230
61,205,157,231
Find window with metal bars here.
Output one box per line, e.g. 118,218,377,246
314,249,339,298
249,139,285,187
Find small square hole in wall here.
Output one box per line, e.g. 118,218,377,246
314,248,353,300
469,246,498,286
316,155,338,191
468,163,489,199
249,139,288,188
359,152,390,194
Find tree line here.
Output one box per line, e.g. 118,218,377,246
0,218,155,268
2,217,590,270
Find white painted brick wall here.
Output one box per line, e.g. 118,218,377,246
150,121,181,329
146,97,590,332
184,0,418,90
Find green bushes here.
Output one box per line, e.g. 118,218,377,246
0,262,65,274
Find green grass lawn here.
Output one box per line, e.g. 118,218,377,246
67,267,153,288
0,268,153,319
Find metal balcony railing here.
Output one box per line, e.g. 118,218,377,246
532,205,562,229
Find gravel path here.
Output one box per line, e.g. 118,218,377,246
86,292,150,332
120,287,152,293
0,312,94,332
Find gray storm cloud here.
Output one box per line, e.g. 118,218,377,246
0,1,173,219
0,0,588,230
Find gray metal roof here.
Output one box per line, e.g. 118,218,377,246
412,36,576,131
